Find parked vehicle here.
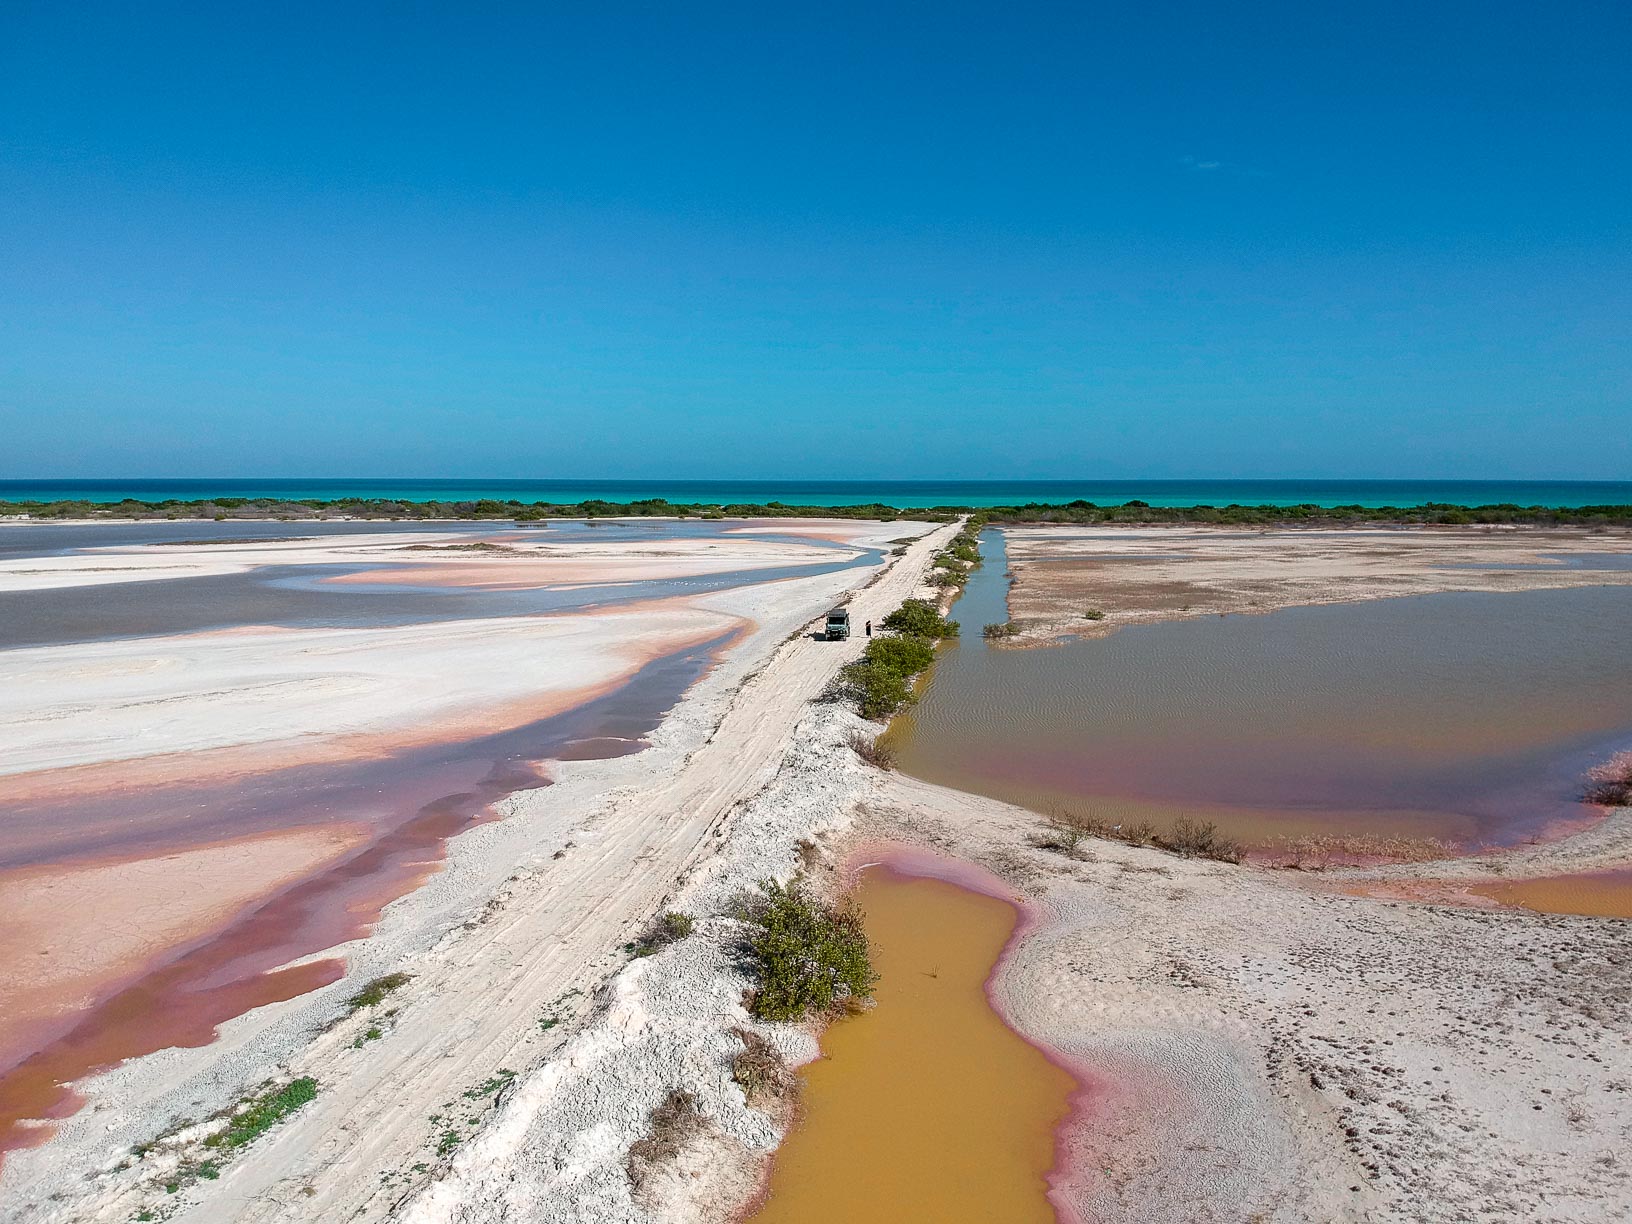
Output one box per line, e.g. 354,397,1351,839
824,608,851,641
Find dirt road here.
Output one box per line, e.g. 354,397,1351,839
124,520,958,1224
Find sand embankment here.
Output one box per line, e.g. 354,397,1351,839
855,773,1632,1223
0,602,739,784
1000,525,1632,645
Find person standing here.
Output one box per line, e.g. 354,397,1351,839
865,619,872,637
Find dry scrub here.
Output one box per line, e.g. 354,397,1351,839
1036,809,1242,863
729,1027,798,1107
624,1090,707,1194
846,729,897,770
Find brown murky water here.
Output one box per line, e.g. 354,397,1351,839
889,531,1632,853
748,861,1076,1224
1474,868,1632,919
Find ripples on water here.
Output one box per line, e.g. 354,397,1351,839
891,531,1632,848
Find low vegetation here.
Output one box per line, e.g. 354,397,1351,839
983,620,1018,639
1262,833,1454,870
12,495,1629,527
730,1026,798,1104
628,911,695,957
881,598,960,639
1082,607,1107,621
205,1077,319,1153
1035,809,1242,863
626,1088,707,1192
1159,818,1246,863
739,879,877,1022
836,626,941,719
1584,757,1632,807
346,972,412,1012
846,729,897,770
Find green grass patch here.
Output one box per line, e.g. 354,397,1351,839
346,971,412,1012
462,1069,517,1100
204,1077,318,1152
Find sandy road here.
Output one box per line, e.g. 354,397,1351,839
138,519,959,1224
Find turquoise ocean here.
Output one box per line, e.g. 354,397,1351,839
4,478,1630,509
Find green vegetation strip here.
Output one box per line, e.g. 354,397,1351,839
8,498,1628,525
204,1077,318,1152
836,599,959,719
347,972,411,1011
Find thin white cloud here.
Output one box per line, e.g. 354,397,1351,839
1177,154,1271,178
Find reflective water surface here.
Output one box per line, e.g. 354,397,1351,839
890,531,1632,850
748,861,1074,1223
1474,868,1632,919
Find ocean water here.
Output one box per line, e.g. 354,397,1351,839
5,478,1631,509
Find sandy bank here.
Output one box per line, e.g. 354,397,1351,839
999,524,1632,645
0,522,868,594
852,772,1632,1223
0,603,737,783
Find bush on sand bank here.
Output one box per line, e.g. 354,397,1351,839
739,879,877,1022
837,633,939,720
881,598,959,639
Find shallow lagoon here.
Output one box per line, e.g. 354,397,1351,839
890,531,1632,850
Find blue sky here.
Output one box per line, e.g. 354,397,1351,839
2,1,1628,479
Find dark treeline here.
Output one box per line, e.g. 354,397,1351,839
3,496,1630,526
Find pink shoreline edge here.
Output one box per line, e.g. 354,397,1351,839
838,840,1108,1224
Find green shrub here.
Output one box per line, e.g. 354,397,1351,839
837,634,938,719
882,599,959,638
863,634,936,675
983,621,1018,639
1082,608,1106,621
839,660,914,719
740,880,877,1022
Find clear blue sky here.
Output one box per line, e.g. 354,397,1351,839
3,1,1628,480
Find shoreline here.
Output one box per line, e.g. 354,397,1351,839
835,842,1103,1224
0,521,955,1224
7,516,1630,1222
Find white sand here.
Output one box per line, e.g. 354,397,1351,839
0,527,859,593
15,518,1627,1224
1,604,738,778
0,519,947,1223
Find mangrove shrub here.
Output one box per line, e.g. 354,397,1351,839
741,879,877,1021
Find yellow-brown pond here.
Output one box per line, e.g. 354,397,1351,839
1474,867,1632,919
747,861,1077,1224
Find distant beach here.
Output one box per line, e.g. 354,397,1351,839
6,477,1632,509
